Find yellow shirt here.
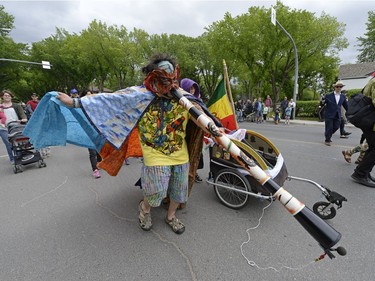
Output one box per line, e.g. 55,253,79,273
363,77,375,106
138,98,189,166
363,77,375,131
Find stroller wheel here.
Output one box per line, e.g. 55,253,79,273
313,201,336,220
214,169,250,209
38,160,47,168
13,164,23,174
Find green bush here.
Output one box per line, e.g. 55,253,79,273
295,100,320,117
345,89,362,97
295,89,362,118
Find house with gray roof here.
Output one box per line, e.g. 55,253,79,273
338,62,375,90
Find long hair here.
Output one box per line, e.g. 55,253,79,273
0,89,14,98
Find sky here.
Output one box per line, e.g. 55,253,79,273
1,0,374,64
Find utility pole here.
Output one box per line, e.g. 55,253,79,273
271,7,298,119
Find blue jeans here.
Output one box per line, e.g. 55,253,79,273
0,129,14,162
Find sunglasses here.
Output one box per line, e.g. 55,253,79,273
335,86,343,88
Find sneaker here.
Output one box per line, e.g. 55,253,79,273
343,132,352,136
93,169,101,179
325,141,331,146
10,160,14,165
195,174,203,183
340,135,349,139
351,172,375,188
125,159,130,165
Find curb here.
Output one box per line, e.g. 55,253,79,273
262,119,357,128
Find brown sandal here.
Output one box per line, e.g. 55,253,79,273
342,150,351,163
165,217,185,234
139,201,152,231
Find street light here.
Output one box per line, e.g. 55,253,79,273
0,27,11,35
271,7,298,119
0,58,51,69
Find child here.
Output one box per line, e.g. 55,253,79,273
262,105,268,121
274,107,280,124
285,105,292,125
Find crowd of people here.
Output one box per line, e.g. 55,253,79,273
234,96,296,125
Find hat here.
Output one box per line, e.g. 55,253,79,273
70,88,78,94
31,93,37,97
180,78,201,98
333,81,345,87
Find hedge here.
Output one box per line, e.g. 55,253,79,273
294,89,362,118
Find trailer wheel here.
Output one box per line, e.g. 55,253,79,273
214,169,250,209
313,201,336,220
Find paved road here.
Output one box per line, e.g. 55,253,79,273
0,121,373,281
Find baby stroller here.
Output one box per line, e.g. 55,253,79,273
207,129,347,220
8,122,46,174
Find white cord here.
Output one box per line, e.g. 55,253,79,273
240,199,317,271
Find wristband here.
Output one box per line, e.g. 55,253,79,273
73,98,81,108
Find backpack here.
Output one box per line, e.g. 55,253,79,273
346,93,375,130
254,101,260,111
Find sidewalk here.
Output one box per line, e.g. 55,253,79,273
267,118,356,128
289,119,325,126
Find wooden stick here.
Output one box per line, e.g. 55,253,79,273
223,59,239,129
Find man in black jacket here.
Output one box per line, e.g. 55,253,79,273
323,81,348,146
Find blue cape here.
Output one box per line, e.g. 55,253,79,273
23,87,155,151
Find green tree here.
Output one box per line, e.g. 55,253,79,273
0,5,29,97
194,34,223,98
29,28,84,93
357,10,375,63
0,4,14,34
205,3,347,107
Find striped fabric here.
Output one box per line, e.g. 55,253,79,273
141,163,189,207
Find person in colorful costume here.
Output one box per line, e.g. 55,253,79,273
24,53,221,234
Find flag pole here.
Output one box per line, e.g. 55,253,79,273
223,60,239,129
